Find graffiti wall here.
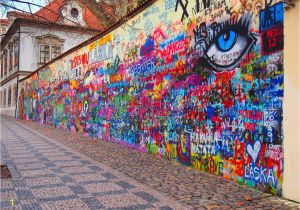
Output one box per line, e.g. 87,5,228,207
19,0,285,195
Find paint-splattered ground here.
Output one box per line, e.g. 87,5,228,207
0,117,186,210
2,116,300,210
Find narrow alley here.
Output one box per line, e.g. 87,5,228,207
1,116,185,209
1,116,299,209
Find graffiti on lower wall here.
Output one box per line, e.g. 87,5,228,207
19,0,285,195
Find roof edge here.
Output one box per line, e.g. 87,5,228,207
1,17,100,49
20,0,157,83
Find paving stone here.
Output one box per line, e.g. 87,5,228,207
134,191,159,203
97,193,148,208
25,177,63,187
101,172,117,179
31,186,74,200
88,165,102,171
40,198,90,210
59,175,75,183
70,173,106,183
68,185,88,194
2,116,299,209
83,182,123,194
0,117,185,210
115,181,136,189
12,180,26,188
15,190,36,200
159,206,173,210
82,197,105,209
79,160,92,165
21,202,43,210
14,163,46,170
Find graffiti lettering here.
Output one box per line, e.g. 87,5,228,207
70,53,89,69
175,0,189,21
19,0,285,196
260,2,284,31
244,165,276,187
262,25,283,55
128,57,156,75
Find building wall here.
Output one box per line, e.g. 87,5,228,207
283,0,300,202
19,28,35,72
0,32,19,80
19,0,290,198
0,25,95,116
0,77,18,116
19,25,94,72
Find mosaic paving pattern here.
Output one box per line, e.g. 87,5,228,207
0,119,186,210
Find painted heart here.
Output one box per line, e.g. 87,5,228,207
247,141,261,163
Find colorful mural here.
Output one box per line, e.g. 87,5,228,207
19,0,285,195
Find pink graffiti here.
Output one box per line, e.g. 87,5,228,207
159,39,186,57
243,122,257,131
240,110,263,120
70,53,89,69
267,145,283,161
152,28,166,42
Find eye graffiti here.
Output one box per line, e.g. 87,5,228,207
203,16,257,72
217,30,237,51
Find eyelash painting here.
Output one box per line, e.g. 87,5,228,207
204,14,257,72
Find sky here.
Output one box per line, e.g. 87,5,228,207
0,0,47,18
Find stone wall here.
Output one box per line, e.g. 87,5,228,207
19,0,285,196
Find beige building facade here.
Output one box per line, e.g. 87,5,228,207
283,0,300,202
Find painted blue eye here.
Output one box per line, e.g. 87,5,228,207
217,30,237,52
204,16,257,71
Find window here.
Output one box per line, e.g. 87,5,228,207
39,45,62,64
40,45,50,64
8,87,11,106
14,40,19,67
4,50,7,76
3,89,6,107
1,56,3,78
71,8,79,18
9,44,13,72
37,35,64,65
0,91,2,108
51,46,61,59
12,84,17,106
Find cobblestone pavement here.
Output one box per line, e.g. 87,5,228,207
0,117,186,210
2,116,300,210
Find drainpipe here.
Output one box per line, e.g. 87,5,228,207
15,27,21,118
15,74,19,118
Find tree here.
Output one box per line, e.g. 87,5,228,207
1,0,47,17
0,0,82,27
